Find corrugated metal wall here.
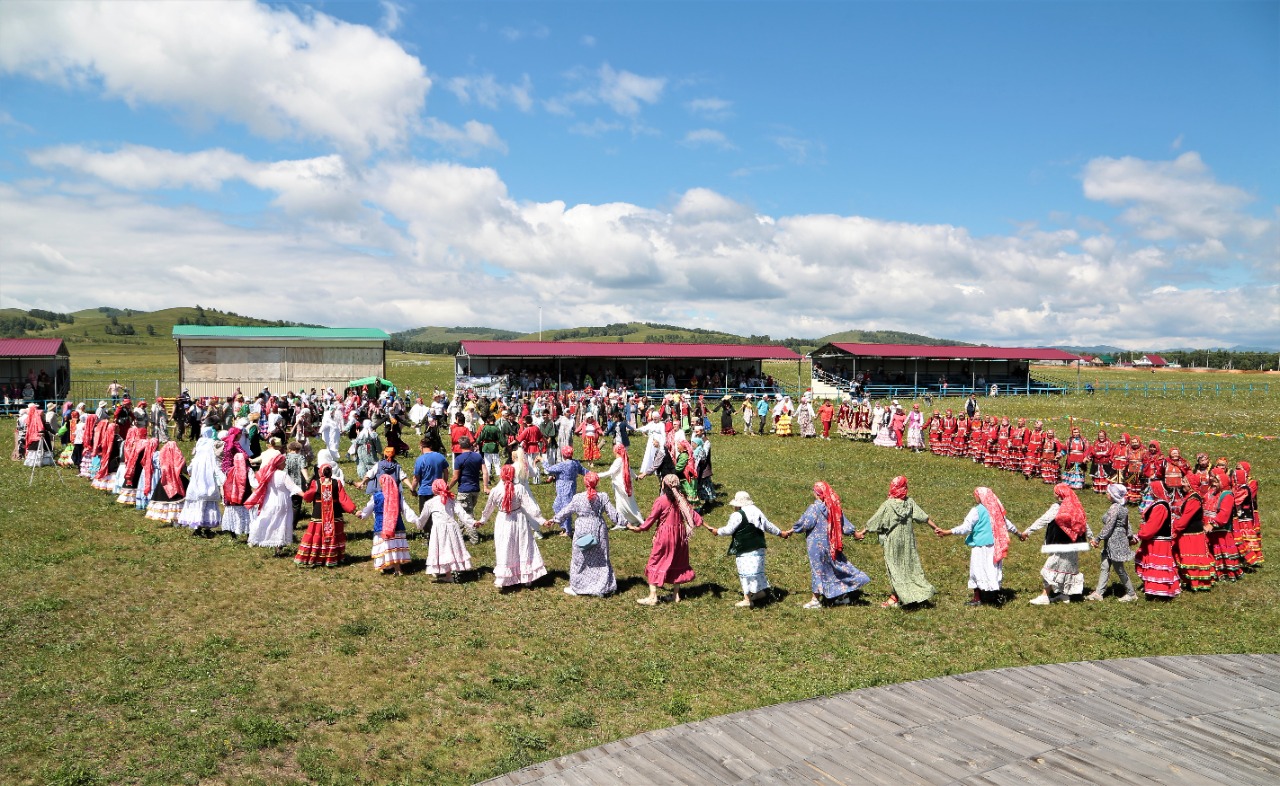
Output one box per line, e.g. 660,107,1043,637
180,342,383,397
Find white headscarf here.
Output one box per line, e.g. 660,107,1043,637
185,437,223,502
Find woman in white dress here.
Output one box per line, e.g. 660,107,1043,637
872,401,897,448
177,437,224,537
478,465,548,590
635,411,667,478
421,478,475,582
319,403,344,458
600,443,643,528
245,453,304,556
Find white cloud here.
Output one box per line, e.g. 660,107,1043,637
446,73,534,112
500,24,549,42
421,119,508,156
549,63,665,118
1082,151,1270,242
379,0,405,33
568,119,624,137
686,97,733,120
681,129,735,150
6,148,1277,348
773,135,824,166
0,0,429,157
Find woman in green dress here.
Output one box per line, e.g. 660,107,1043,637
857,475,937,608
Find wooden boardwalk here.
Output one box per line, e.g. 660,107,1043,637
480,654,1280,786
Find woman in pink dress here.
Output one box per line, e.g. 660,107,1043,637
627,474,706,605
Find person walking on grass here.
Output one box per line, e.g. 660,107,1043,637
790,482,871,608
708,491,789,608
1022,483,1093,604
934,487,1021,606
1086,484,1138,602
858,476,937,608
549,473,622,597
627,474,705,605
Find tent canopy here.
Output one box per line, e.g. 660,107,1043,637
348,376,396,393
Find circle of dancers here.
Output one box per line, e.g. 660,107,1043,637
15,385,1263,609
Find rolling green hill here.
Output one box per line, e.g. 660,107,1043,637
813,329,973,347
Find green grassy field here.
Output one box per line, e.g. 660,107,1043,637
1,351,1276,785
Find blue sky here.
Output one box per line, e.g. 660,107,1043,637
1,0,1276,348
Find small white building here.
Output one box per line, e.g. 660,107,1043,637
174,326,389,398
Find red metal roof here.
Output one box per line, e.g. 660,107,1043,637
1144,354,1168,366
817,342,1080,362
0,338,69,357
459,340,800,361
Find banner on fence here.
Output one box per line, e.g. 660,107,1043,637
1057,416,1276,441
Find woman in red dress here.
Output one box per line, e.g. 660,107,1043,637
1135,480,1179,599
627,474,705,605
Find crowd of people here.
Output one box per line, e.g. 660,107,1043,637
11,379,1264,609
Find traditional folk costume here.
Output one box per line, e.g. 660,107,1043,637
944,487,1019,604
1023,484,1093,603
852,403,872,441
636,415,667,477
927,412,944,455
775,411,793,437
294,460,355,567
1163,448,1190,495
712,491,784,607
633,474,701,603
579,417,602,462
951,415,969,459
352,420,381,482
221,452,254,536
714,396,736,436
1122,438,1146,505
480,465,548,588
862,476,935,607
177,437,224,535
1062,429,1090,490
994,418,1013,469
796,396,817,438
982,418,1000,468
77,413,99,478
905,406,925,451
1022,424,1045,479
1039,430,1063,484
546,446,586,536
601,443,642,526
1089,430,1114,493
359,472,415,573
872,405,895,448
1008,419,1027,474
1203,475,1241,581
551,474,621,596
1173,480,1216,591
1087,484,1136,601
1134,481,1179,599
940,411,957,456
420,479,475,580
1233,462,1263,568
115,428,149,506
245,453,304,550
145,441,188,524
21,404,53,467
967,419,987,463
793,483,870,607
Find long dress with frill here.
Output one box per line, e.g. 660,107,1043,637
247,471,304,548
863,497,936,605
481,483,548,587
421,496,475,576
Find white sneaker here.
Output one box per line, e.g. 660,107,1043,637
1029,594,1051,605
563,586,577,596
1117,594,1138,603
1085,592,1104,602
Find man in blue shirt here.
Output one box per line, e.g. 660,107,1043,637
412,437,450,533
451,437,485,527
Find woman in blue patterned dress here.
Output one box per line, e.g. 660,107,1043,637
549,473,622,596
788,482,870,608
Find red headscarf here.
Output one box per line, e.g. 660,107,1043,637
500,464,517,513
974,487,1010,563
23,404,44,447
243,453,285,510
813,481,844,560
888,476,909,500
378,473,401,540
80,414,98,455
1053,483,1088,541
585,471,599,502
1148,479,1169,502
94,421,118,480
559,444,574,459
613,443,632,496
431,477,454,503
158,441,186,498
139,438,158,496
223,452,249,505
